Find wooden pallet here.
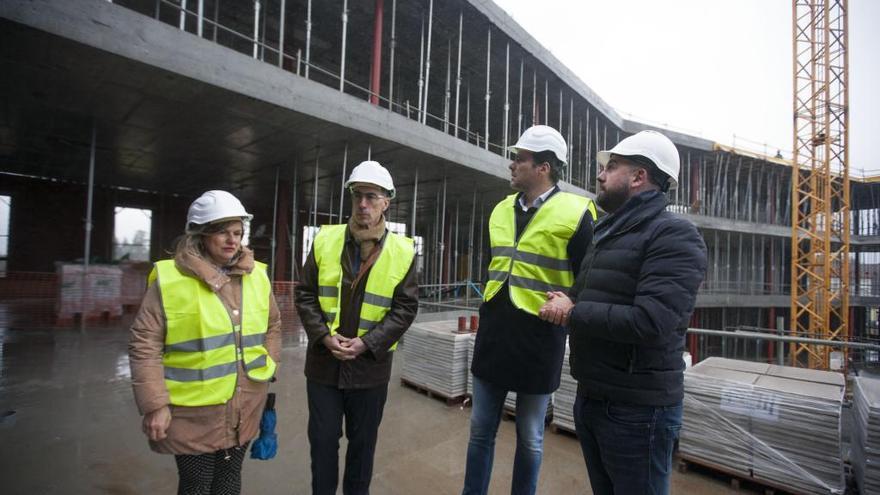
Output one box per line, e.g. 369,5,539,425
400,378,466,406
549,423,577,437
677,453,803,495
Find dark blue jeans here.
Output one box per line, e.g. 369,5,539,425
573,392,682,495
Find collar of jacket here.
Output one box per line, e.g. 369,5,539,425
514,185,560,212
174,247,255,291
594,190,667,242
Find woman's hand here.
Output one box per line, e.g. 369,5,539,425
142,405,172,441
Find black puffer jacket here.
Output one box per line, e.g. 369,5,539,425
568,191,707,406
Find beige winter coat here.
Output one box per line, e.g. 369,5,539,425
128,247,282,455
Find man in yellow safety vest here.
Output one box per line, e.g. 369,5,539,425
295,160,419,495
463,125,596,495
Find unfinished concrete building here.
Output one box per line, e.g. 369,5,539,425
1,0,879,368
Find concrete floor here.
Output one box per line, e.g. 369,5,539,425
0,314,751,494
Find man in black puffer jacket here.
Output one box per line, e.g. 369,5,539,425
539,130,707,495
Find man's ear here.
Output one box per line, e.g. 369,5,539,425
631,167,649,187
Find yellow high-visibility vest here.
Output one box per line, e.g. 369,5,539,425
483,192,596,315
149,259,276,406
313,224,414,351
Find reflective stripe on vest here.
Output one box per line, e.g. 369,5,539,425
313,224,415,351
483,192,596,315
151,259,276,407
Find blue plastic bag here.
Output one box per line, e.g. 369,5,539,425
250,392,277,460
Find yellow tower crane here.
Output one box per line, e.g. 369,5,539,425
790,0,850,370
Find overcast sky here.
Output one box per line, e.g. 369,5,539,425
492,0,879,175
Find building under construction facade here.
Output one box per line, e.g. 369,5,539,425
2,0,879,367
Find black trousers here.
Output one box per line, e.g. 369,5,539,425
307,380,389,495
174,442,250,495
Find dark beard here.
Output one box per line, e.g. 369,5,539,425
596,187,628,213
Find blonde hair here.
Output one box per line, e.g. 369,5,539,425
172,220,243,262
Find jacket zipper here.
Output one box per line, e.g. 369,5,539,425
587,219,646,375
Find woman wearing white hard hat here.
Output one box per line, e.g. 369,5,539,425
129,190,282,495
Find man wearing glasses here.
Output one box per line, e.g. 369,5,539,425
463,125,596,495
296,160,419,495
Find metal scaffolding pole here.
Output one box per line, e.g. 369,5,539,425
417,18,424,122
439,177,447,292
252,0,261,59
278,0,286,67
291,163,299,278
338,143,348,220
260,0,268,61
544,79,548,125
305,0,312,79
197,0,204,37
454,11,462,138
339,0,348,92
483,28,491,150
558,88,562,131
478,202,484,283
421,0,434,125
411,168,418,238
271,166,280,280
454,201,460,284
312,147,320,227
503,43,510,159
388,0,397,109
466,83,471,140
212,0,218,41
467,189,476,305
433,189,440,301
83,121,97,273
517,58,523,139
531,69,537,125
568,97,573,182
585,108,591,187
444,40,451,133
179,0,187,30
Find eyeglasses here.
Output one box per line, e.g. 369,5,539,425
350,190,386,202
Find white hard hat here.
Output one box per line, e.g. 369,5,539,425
344,160,396,198
597,130,681,189
508,125,568,164
186,190,253,229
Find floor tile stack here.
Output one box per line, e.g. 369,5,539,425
853,375,880,495
401,320,473,398
680,357,845,495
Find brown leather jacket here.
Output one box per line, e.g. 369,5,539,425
128,248,282,455
295,227,418,389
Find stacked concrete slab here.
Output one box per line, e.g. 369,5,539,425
401,320,473,398
853,375,880,495
551,340,577,432
680,357,844,495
